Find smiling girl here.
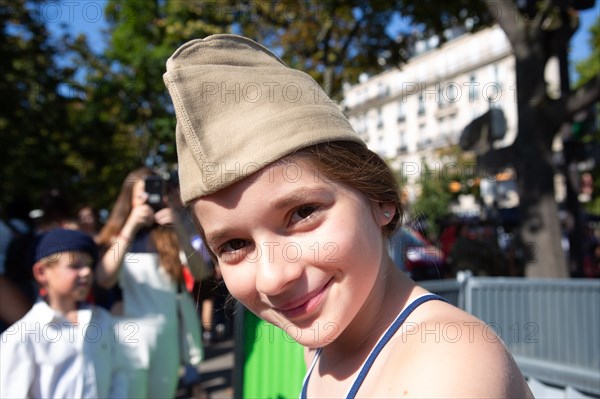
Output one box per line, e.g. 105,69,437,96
164,34,533,398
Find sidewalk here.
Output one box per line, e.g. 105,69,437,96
198,339,235,399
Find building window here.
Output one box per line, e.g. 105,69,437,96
438,117,446,137
376,108,384,129
469,74,477,102
417,123,427,150
449,113,457,140
447,83,459,104
418,94,425,116
397,101,405,122
377,83,390,99
397,129,407,154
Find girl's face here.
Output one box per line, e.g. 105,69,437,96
193,159,393,347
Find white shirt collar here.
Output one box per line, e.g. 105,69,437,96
30,300,93,325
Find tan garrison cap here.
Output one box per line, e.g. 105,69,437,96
163,34,364,205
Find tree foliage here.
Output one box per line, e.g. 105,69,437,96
66,1,236,207
1,0,235,211
229,1,404,99
411,148,479,237
1,0,86,208
575,15,600,88
574,16,600,216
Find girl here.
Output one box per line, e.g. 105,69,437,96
95,167,182,398
164,34,533,398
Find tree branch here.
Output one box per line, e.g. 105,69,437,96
567,73,600,117
337,18,363,64
484,0,523,47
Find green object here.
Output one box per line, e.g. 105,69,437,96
243,311,306,398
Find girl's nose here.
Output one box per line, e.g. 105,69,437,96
255,241,304,297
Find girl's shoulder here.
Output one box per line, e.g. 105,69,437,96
374,300,533,398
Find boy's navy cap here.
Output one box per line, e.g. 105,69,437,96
35,228,98,264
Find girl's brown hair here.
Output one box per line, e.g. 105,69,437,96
292,141,402,236
97,167,182,282
194,141,402,263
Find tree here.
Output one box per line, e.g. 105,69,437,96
574,16,600,217
473,0,600,277
411,148,479,238
410,161,454,236
59,1,235,207
392,0,598,277
94,1,233,166
227,1,412,99
575,15,600,88
1,0,88,208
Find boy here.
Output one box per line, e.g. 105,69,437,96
0,228,127,398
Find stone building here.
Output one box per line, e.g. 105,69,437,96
342,24,520,214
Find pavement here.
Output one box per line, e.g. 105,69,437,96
198,339,235,399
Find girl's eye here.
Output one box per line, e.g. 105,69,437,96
218,239,252,264
221,239,250,253
291,205,318,223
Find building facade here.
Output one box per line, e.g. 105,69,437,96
342,25,519,209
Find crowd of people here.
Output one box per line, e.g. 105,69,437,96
0,171,230,398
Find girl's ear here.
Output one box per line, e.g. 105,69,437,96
377,202,397,227
32,262,48,286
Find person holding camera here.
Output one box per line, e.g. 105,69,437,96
95,167,183,398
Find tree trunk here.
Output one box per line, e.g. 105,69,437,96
516,155,569,277
514,37,569,278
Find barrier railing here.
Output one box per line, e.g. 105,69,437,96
422,277,600,397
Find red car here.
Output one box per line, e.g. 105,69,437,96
389,227,446,280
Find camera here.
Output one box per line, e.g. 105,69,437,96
144,175,165,212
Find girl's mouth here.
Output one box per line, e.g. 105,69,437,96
276,278,333,319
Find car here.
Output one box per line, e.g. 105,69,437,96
389,227,446,281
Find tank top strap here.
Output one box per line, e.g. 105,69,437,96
346,293,447,398
299,293,447,399
299,348,322,399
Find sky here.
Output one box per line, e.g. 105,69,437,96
570,2,600,63
42,1,599,79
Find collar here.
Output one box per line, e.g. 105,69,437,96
30,300,93,326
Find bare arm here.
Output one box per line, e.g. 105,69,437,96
95,204,155,288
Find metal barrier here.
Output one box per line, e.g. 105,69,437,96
418,278,464,308
466,278,600,396
422,277,600,397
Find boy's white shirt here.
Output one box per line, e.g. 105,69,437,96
0,301,128,398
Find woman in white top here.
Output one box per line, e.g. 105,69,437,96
96,167,182,398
